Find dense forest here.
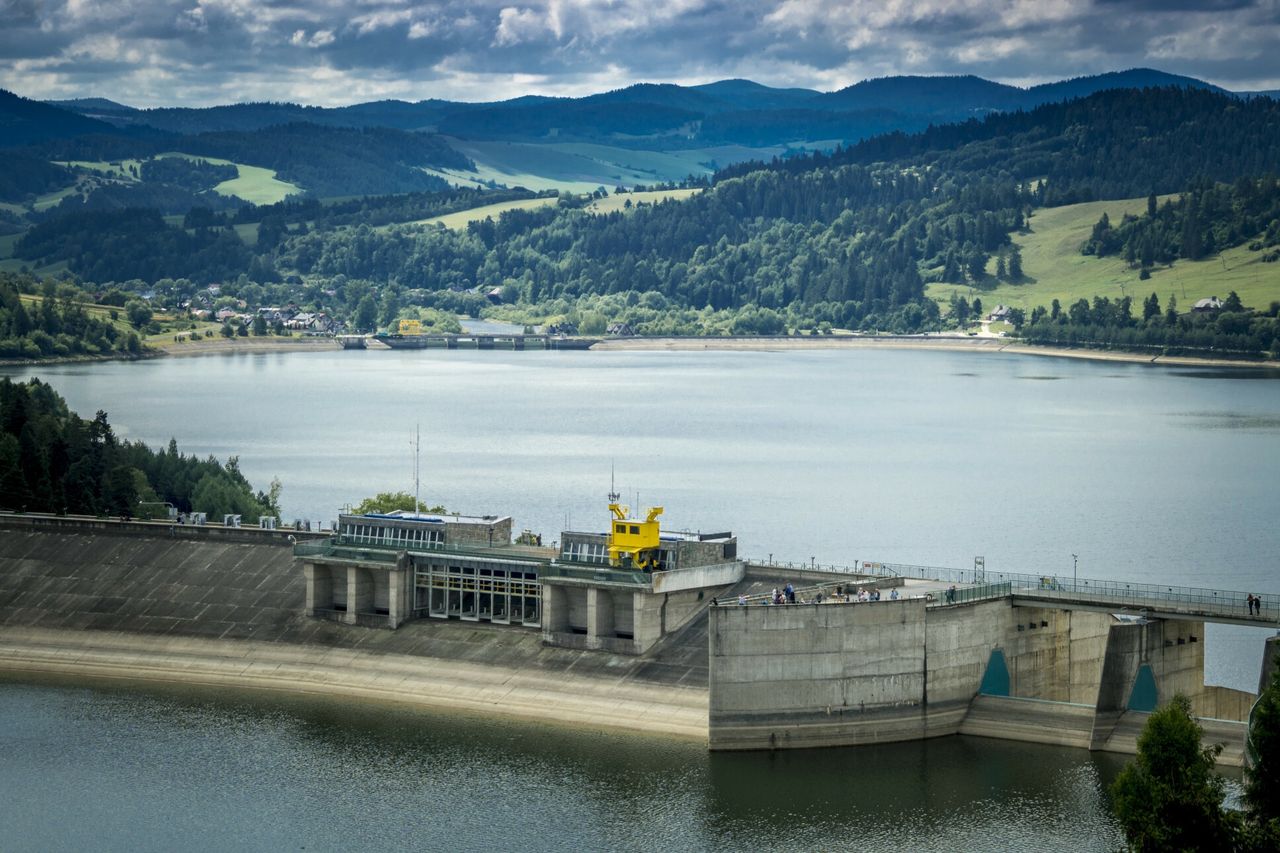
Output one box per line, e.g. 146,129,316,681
0,377,279,519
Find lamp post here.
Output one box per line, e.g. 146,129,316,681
1072,553,1078,592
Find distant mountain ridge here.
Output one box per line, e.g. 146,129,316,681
26,67,1239,147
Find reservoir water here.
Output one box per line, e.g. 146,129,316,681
2,346,1277,849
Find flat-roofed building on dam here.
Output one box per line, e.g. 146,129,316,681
294,507,743,653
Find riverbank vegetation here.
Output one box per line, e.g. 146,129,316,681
0,377,280,520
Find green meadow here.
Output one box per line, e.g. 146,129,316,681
929,195,1280,315
405,197,562,231
53,153,300,206
586,188,701,213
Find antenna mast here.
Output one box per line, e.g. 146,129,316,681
608,460,619,504
413,423,421,514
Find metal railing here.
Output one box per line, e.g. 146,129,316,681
539,563,652,587
747,555,1276,621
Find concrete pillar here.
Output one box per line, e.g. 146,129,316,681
346,567,372,625
388,568,404,628
632,591,665,653
1090,622,1143,749
1261,635,1280,694
541,584,569,640
587,588,614,647
304,563,331,615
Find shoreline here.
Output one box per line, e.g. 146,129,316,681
593,335,1280,369
2,333,1276,370
0,626,709,741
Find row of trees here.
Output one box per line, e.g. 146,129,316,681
1017,292,1280,356
0,377,278,520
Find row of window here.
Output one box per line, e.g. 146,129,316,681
342,523,443,548
562,541,608,564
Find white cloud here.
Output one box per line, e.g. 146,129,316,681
494,6,550,46
2,0,1280,107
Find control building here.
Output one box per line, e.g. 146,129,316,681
295,503,742,653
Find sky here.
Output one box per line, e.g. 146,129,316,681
1,0,1278,107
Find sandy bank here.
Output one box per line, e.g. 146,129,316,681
0,626,709,740
593,335,1280,369
153,337,341,358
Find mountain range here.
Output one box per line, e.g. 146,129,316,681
29,67,1243,146
1,67,1276,212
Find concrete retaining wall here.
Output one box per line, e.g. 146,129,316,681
710,599,935,749
709,596,1255,755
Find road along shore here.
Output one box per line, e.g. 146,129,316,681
0,626,710,740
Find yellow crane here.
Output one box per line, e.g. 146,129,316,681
607,501,663,571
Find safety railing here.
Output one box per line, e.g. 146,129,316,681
539,563,652,586
747,555,1276,620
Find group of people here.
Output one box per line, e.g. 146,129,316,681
1247,593,1265,616
739,581,902,605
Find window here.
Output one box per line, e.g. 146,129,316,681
615,523,625,533
630,525,639,534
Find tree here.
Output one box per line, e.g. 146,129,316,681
352,491,446,514
252,314,268,336
1142,292,1161,323
125,299,152,328
1244,655,1280,834
1007,245,1023,280
1109,694,1238,852
354,294,378,332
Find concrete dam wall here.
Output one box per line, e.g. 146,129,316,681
708,595,1254,762
0,517,713,738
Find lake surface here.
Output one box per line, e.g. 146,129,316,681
0,675,1130,853
2,346,1276,849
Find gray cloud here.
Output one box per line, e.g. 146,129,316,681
0,0,1276,107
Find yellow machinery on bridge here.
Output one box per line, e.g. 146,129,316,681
607,500,664,571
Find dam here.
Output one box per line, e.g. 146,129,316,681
0,507,1274,764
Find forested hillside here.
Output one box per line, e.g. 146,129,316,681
5,86,1280,354
0,273,142,359
0,377,278,519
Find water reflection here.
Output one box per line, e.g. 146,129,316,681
1172,411,1280,431
1168,369,1280,380
1,676,1129,852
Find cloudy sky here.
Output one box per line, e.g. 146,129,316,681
1,0,1277,107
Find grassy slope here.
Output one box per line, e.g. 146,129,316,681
388,188,702,233
586,188,701,213
928,195,1280,314
402,197,562,231
427,139,788,194
54,153,300,206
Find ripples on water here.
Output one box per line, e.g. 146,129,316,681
0,677,1127,853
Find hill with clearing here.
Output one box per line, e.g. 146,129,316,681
929,195,1280,314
